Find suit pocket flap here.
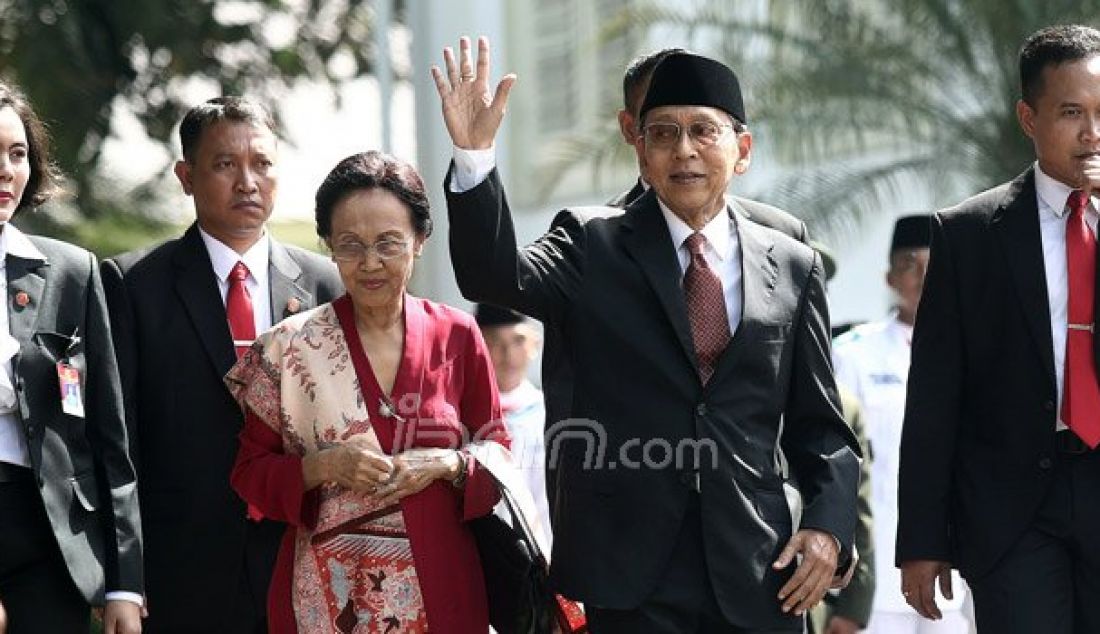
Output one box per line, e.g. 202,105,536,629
71,473,98,512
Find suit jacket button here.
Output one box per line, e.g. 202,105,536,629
1043,400,1055,412
1039,457,1053,470
695,403,708,417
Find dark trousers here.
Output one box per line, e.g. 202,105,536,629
143,519,274,634
967,448,1100,634
587,497,801,634
0,472,89,634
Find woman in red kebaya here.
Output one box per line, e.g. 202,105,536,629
226,150,509,633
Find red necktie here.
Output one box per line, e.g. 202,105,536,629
227,261,264,520
683,233,730,384
227,261,256,359
1062,190,1100,448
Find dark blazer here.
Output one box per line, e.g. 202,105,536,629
609,178,810,243
447,171,859,628
897,167,1069,577
9,236,142,603
101,223,341,631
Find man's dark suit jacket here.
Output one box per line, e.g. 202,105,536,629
447,171,860,629
101,224,341,631
9,236,142,603
609,178,809,243
898,167,1078,578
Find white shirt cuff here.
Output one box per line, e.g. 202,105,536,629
105,591,144,607
449,146,497,193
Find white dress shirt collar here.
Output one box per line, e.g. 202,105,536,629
198,227,270,284
888,312,914,346
658,198,733,261
1035,163,1098,218
0,223,47,265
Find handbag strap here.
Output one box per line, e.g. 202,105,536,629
468,442,550,566
495,476,549,569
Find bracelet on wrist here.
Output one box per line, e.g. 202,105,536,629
450,450,470,489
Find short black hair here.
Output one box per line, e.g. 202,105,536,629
0,80,61,217
315,150,432,240
622,47,689,115
1020,24,1100,106
178,97,277,162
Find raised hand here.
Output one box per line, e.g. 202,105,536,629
430,35,516,150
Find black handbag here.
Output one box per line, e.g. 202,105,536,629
473,477,558,634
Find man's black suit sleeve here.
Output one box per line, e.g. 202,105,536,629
84,254,144,594
782,252,861,555
897,213,963,564
100,258,140,475
446,167,585,320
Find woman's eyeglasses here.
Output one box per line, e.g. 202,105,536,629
331,239,411,262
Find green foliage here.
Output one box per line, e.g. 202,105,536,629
548,0,1100,236
268,218,327,253
0,0,404,221
13,203,325,260
14,200,176,257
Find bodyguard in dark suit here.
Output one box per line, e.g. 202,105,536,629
433,38,859,633
0,81,142,633
898,25,1100,634
609,49,809,245
101,98,341,633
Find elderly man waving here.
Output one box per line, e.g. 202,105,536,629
433,37,859,634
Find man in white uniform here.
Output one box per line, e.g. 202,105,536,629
832,216,971,634
475,303,551,545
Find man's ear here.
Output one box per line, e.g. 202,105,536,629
1016,99,1036,138
734,130,753,175
174,160,194,196
617,109,637,144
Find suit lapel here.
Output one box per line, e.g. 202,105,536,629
269,240,314,322
992,169,1057,388
8,253,48,371
620,190,698,372
709,209,778,387
173,224,236,379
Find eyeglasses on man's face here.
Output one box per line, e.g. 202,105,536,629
642,120,737,148
331,238,411,262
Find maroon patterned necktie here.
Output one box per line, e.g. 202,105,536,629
683,232,730,384
1062,190,1100,448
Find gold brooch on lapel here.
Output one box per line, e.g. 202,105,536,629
286,297,302,314
13,291,29,308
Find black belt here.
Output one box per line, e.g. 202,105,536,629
1055,429,1092,455
0,461,32,483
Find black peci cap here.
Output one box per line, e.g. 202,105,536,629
474,303,526,328
639,52,746,124
890,215,932,253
